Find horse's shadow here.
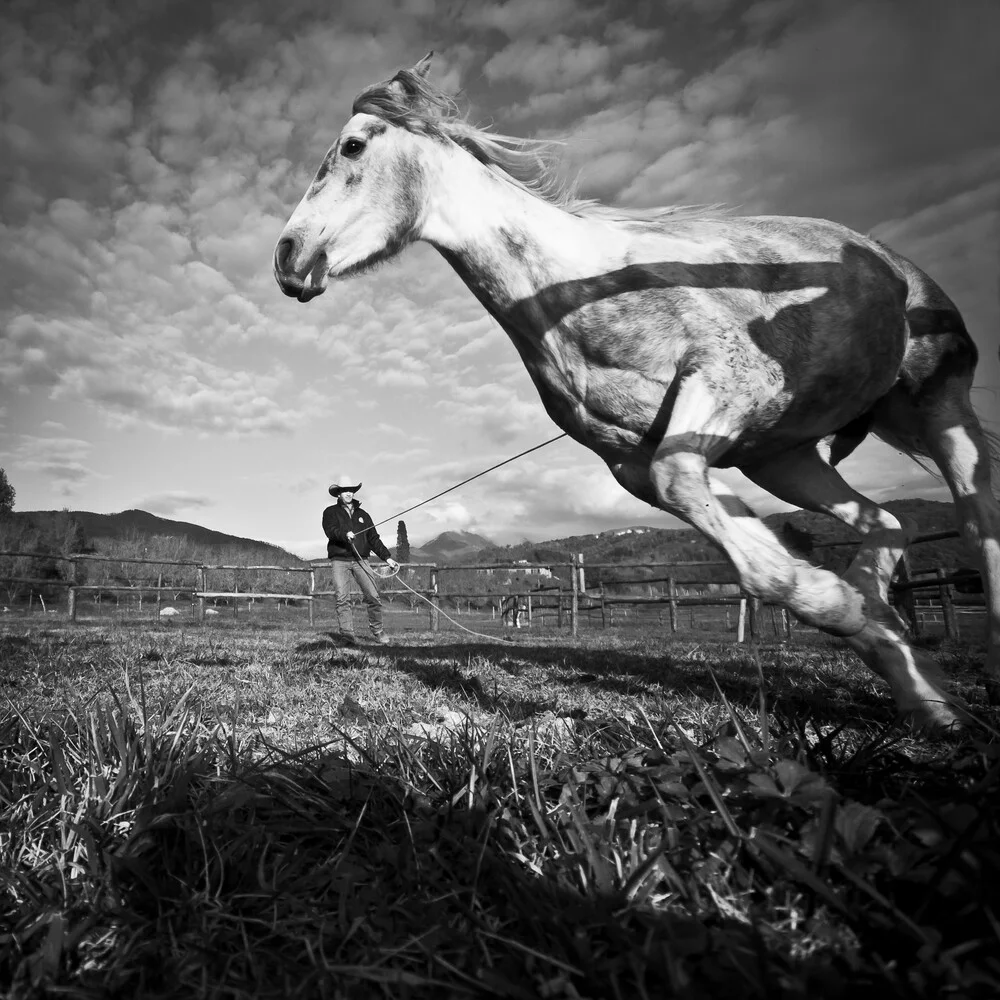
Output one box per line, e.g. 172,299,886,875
295,631,899,731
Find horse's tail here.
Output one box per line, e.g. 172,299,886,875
984,424,1000,494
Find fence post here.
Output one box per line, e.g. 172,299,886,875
577,553,586,596
668,576,678,632
936,568,957,639
600,582,606,628
67,556,78,623
737,597,747,642
527,594,532,627
156,572,162,619
894,555,920,634
197,566,206,624
309,569,316,626
557,588,563,629
430,566,440,631
571,556,579,637
748,597,762,640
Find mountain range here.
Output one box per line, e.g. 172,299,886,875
7,509,303,563
8,500,973,576
465,499,975,583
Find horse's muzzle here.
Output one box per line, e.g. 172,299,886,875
273,236,328,302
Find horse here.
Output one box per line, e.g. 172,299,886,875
274,54,1000,730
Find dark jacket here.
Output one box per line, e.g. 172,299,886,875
323,500,392,562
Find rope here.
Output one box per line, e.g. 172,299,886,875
352,432,568,537
347,537,512,643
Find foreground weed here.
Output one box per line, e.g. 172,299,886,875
2,625,999,998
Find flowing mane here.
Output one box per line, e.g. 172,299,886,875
352,67,717,224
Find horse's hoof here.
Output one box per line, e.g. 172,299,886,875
907,701,969,737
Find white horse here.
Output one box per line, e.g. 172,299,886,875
274,55,1000,730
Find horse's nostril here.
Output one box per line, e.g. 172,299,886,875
275,236,297,272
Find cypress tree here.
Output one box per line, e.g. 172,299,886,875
396,520,411,564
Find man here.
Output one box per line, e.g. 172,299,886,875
323,474,398,645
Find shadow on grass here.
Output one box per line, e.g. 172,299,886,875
346,634,903,731
4,630,998,998
1,716,913,1000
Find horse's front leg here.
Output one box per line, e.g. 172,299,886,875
613,449,866,636
608,374,963,729
610,373,866,633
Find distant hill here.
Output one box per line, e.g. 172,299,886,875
402,530,494,564
10,509,304,564
473,525,726,583
462,500,970,585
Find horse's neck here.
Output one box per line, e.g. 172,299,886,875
421,152,616,332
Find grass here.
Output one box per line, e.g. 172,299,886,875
1,620,999,998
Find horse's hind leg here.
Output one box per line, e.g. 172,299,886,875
745,445,964,728
873,377,1000,702
616,449,868,633
613,373,964,728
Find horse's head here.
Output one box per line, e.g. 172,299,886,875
274,54,436,302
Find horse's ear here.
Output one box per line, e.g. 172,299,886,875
412,51,433,78
374,52,433,107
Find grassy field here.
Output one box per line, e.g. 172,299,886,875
1,618,998,998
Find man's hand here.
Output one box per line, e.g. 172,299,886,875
387,558,399,570
346,531,355,541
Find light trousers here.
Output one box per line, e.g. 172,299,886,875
331,559,383,636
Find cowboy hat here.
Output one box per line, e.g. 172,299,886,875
329,473,362,496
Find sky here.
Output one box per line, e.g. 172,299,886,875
1,0,998,560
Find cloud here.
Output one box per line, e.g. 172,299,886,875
133,491,214,516
0,33,133,217
461,0,601,38
480,20,679,128
418,500,478,535
1,311,323,435
484,36,616,92
370,348,429,388
5,434,98,496
434,382,551,445
375,421,426,439
379,447,431,463
375,369,427,388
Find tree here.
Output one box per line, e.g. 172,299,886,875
0,467,14,515
396,520,411,564
0,517,37,604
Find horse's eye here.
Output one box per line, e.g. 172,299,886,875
341,137,366,158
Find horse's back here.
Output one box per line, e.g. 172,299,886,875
654,213,979,396
740,217,979,387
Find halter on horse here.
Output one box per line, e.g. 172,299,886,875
274,55,1000,730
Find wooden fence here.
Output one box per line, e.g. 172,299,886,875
0,529,985,641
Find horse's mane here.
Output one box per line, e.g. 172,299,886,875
352,67,717,224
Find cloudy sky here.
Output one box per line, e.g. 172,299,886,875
1,0,998,559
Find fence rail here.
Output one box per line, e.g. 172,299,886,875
0,528,983,641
